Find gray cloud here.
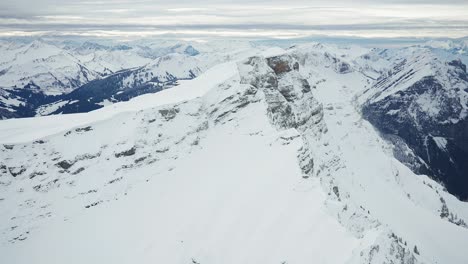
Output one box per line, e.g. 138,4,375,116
0,0,467,39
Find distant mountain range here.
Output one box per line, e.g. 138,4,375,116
0,39,253,118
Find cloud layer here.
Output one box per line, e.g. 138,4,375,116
0,0,467,39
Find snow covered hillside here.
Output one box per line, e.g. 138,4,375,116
360,46,468,200
0,39,261,119
1,44,467,264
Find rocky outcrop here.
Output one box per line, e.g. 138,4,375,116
238,54,325,177
239,55,324,132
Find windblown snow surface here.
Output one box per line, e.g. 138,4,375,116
0,45,468,264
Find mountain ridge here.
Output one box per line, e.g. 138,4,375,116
1,45,468,263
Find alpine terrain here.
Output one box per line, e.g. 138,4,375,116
0,39,467,264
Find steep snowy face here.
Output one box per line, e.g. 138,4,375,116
360,47,468,200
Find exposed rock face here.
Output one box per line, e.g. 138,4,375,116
159,108,180,121
448,59,467,80
266,56,299,75
240,55,324,132
238,54,325,177
338,61,352,74
362,58,468,200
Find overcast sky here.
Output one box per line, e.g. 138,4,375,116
0,0,467,39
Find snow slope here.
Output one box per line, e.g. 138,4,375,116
0,45,467,264
0,61,237,144
1,106,358,264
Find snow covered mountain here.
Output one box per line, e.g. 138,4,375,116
1,43,467,264
0,39,150,118
0,39,203,94
423,38,468,55
0,40,101,95
360,46,468,200
32,43,261,115
38,53,206,115
0,39,261,119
